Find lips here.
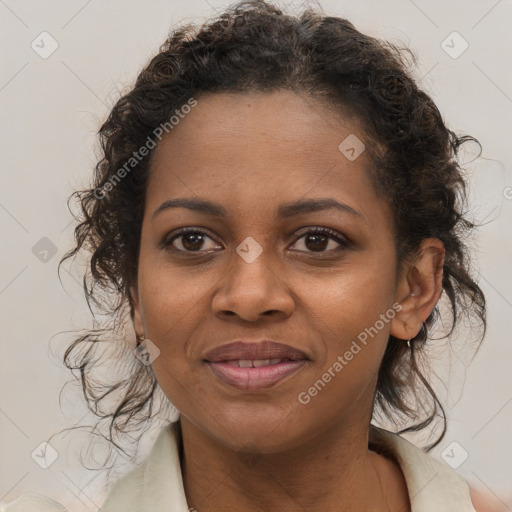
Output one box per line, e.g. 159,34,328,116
222,358,285,367
204,340,309,363
204,341,309,391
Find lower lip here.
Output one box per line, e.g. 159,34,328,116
206,360,308,391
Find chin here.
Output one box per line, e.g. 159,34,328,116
199,406,308,454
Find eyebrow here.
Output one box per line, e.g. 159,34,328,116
152,197,363,221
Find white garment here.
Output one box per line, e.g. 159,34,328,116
0,422,476,511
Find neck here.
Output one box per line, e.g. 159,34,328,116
179,417,397,512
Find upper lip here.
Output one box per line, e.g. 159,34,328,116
204,340,309,363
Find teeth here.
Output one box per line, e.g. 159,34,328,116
222,359,284,367
252,359,270,367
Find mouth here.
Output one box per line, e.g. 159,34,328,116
204,341,309,391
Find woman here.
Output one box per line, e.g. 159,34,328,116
2,1,487,510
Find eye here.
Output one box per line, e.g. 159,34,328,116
161,226,349,255
162,228,222,253
289,227,349,254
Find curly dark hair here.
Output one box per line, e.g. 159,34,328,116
58,0,486,468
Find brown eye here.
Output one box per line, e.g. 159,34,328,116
290,228,348,253
163,229,222,253
304,233,330,252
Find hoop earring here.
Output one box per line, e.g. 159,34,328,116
407,339,411,349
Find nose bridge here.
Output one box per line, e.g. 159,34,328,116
211,234,294,320
231,234,278,291
233,236,276,286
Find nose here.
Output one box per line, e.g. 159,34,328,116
211,245,295,323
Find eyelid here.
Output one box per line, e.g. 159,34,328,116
292,226,349,245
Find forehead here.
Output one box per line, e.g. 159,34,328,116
146,90,384,220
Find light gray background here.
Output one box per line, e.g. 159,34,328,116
1,1,511,510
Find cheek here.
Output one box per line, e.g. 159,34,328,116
295,281,396,425
138,252,207,330
139,264,208,410
303,254,397,338
299,253,397,387
136,257,208,389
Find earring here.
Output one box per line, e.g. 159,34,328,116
136,334,145,347
407,339,411,349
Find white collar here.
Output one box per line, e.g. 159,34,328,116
369,426,475,511
100,422,476,512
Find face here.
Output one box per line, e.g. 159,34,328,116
132,90,410,453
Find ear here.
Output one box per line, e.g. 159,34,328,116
390,238,445,340
130,285,145,338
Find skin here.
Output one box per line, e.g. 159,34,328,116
131,90,445,512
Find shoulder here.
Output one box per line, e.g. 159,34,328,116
0,492,69,512
99,422,188,511
370,426,477,512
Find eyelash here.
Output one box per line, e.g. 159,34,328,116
161,226,350,255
